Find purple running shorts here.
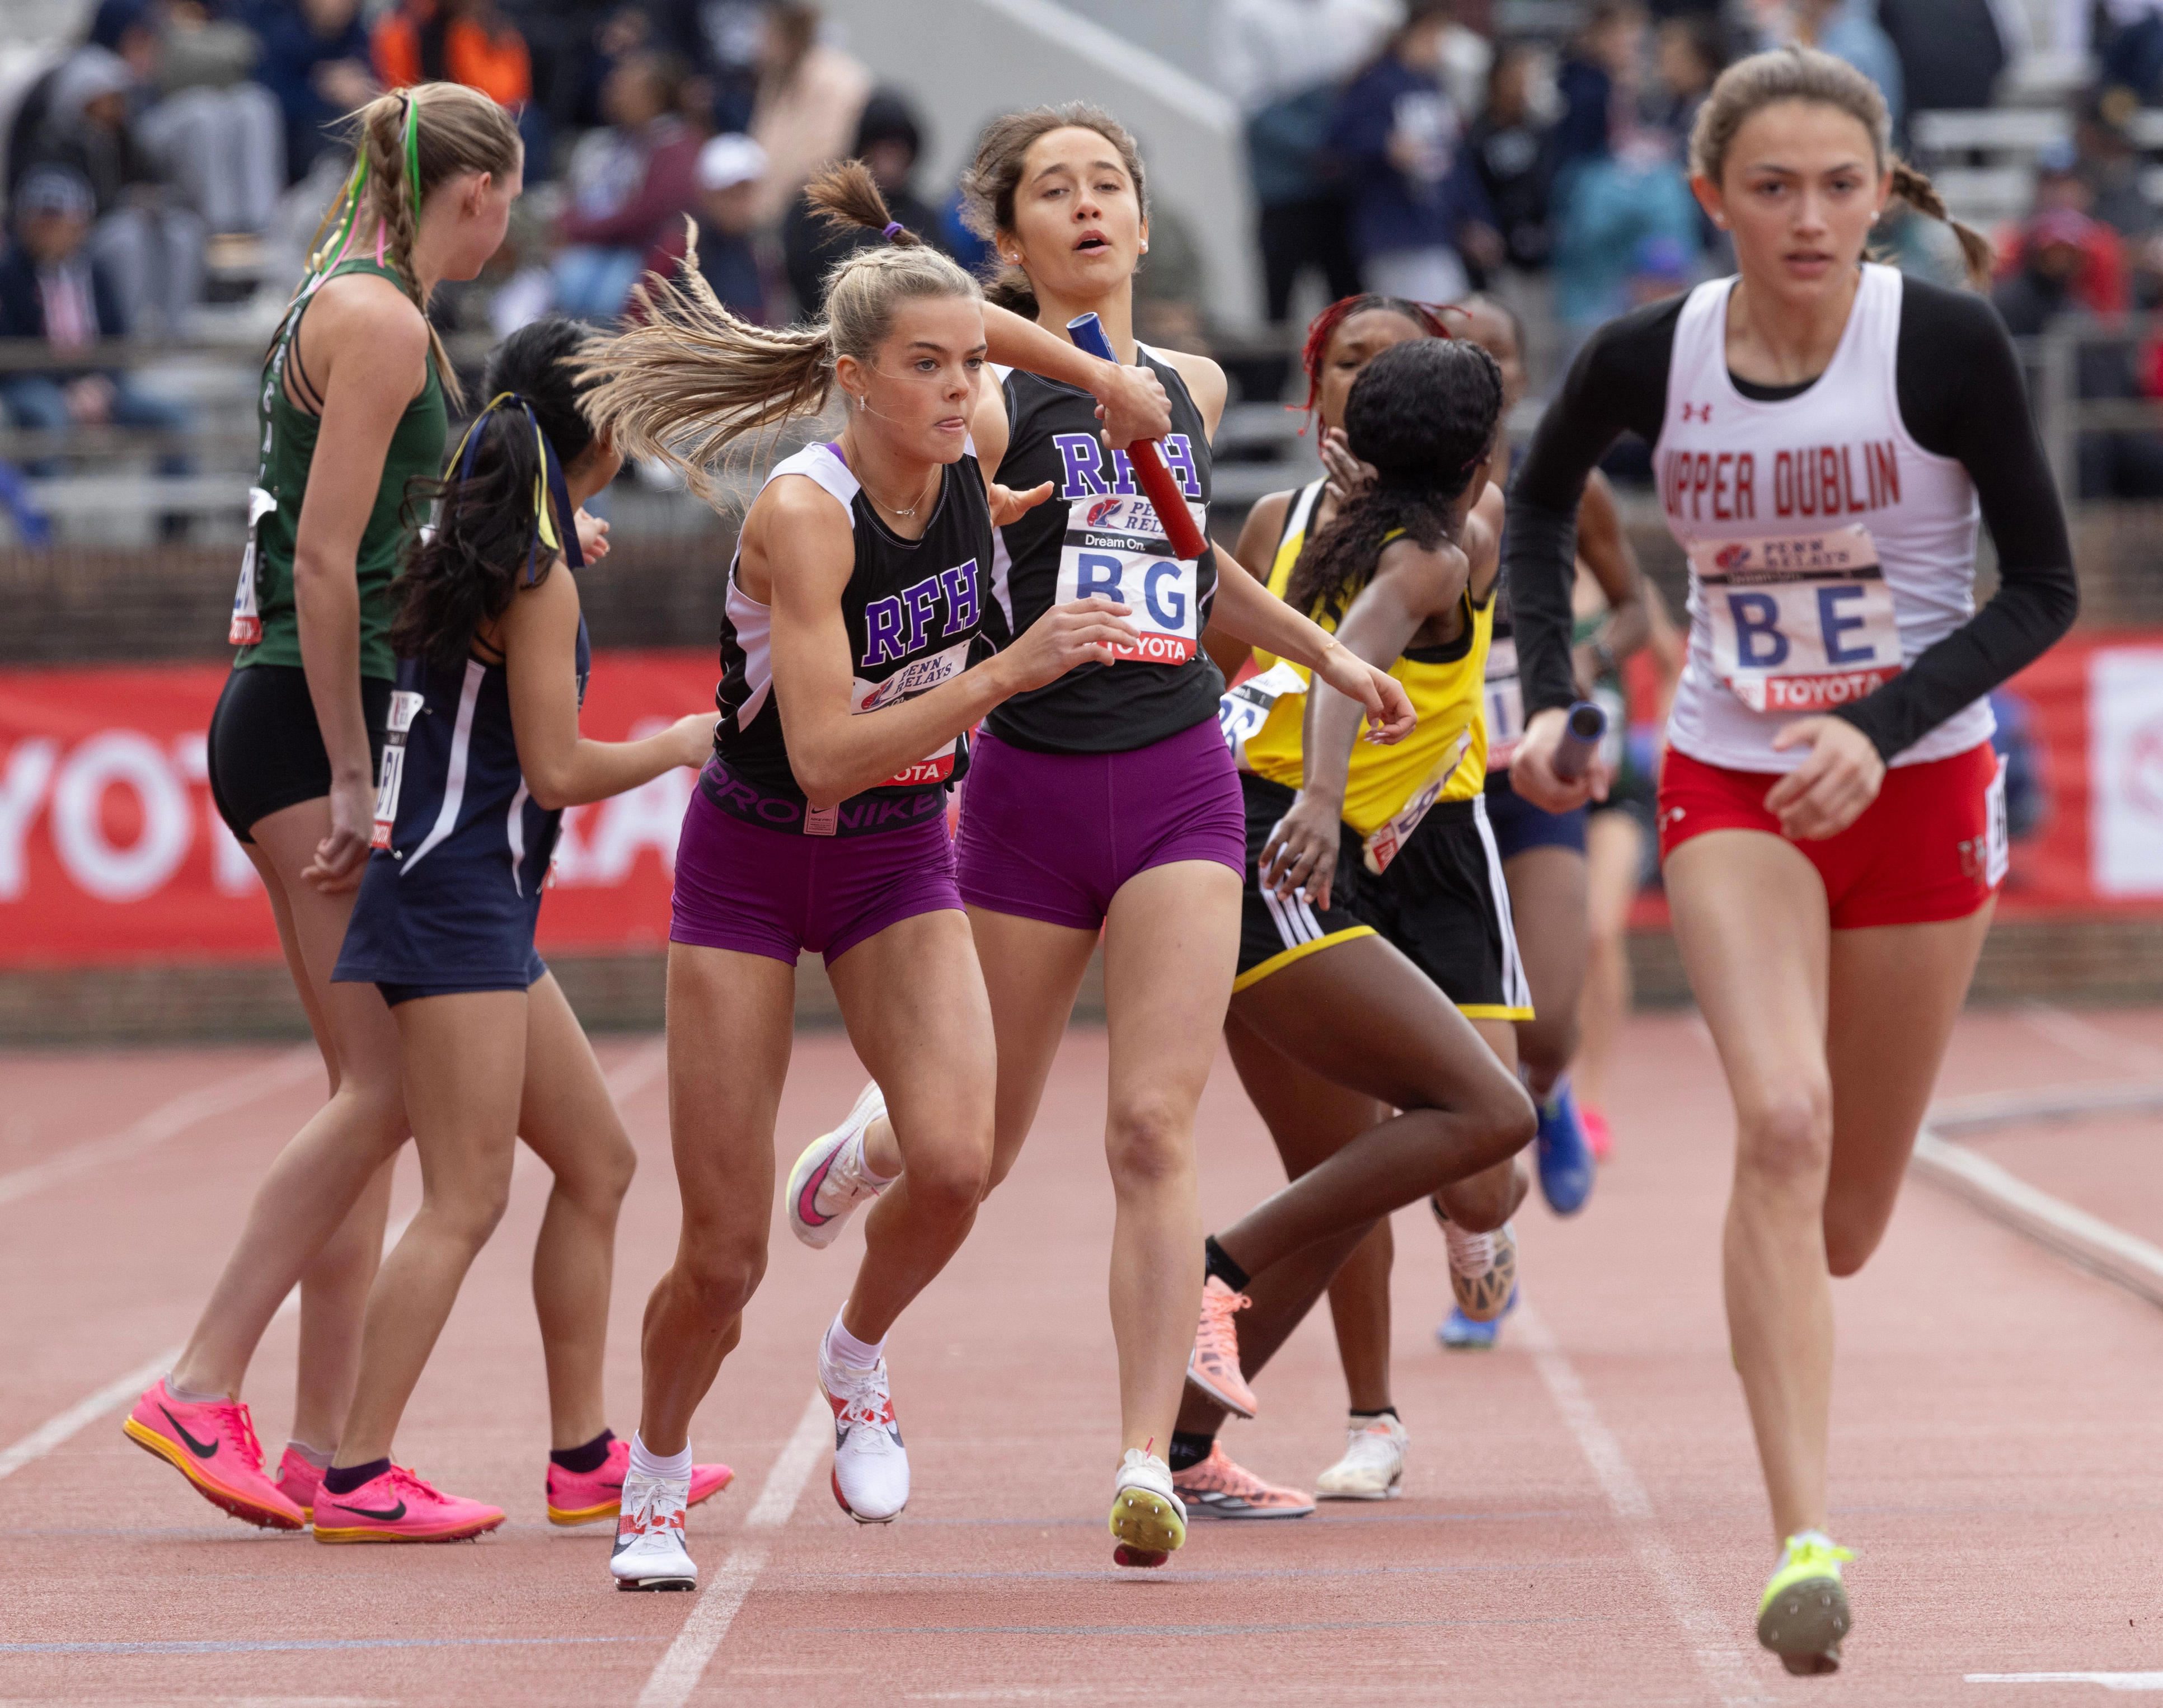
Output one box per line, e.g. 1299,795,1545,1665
955,714,1245,931
670,781,964,966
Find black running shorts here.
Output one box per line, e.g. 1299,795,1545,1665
1232,772,1376,992
207,663,391,844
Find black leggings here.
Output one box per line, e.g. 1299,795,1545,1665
207,664,390,843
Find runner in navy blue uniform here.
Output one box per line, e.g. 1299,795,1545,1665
583,162,1166,1590
768,108,1416,1569
312,320,724,1543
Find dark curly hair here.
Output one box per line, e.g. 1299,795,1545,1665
1284,337,1504,626
391,317,602,671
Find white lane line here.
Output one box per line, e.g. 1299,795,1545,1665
1912,1124,2163,1309
0,1046,320,1212
0,1036,663,1492
2,1177,426,1490
0,1348,180,1484
635,1391,829,1708
1968,1676,2163,1691
1516,1303,1766,1707
2020,1005,2163,1074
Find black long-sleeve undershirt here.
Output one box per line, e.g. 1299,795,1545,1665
1504,276,2080,762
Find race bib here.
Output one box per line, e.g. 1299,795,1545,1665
371,689,425,850
1362,727,1472,875
1217,660,1307,769
1055,491,1207,664
850,639,972,792
1691,524,1902,714
1484,635,1524,769
228,486,278,645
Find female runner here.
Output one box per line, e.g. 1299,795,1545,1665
126,83,526,1530
1170,334,1536,1508
582,162,1215,1590
771,108,1413,1569
308,319,726,1541
1504,47,2077,1673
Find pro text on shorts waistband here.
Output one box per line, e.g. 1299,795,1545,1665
700,758,948,838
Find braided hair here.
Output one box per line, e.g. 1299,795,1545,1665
391,317,598,671
1297,293,1457,421
1284,339,1505,626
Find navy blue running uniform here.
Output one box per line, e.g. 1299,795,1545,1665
334,578,590,1005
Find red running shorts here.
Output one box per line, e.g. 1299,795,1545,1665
1657,740,2005,930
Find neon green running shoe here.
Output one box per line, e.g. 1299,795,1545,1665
1756,1531,1856,1676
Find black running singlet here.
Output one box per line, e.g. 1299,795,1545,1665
706,440,993,834
984,346,1224,754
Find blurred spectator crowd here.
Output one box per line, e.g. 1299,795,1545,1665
1219,0,2163,493
10,0,2163,499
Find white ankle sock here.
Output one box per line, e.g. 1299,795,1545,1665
824,1310,885,1371
166,1373,226,1405
284,1439,333,1469
628,1432,692,1483
850,1124,898,1188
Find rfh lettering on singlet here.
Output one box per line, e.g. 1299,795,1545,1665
1050,431,1207,663
847,558,980,791
1690,524,1903,713
1659,438,1901,523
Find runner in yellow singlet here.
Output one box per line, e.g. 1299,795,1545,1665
1163,328,1537,1516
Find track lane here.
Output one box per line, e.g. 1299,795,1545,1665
3,1013,2160,1704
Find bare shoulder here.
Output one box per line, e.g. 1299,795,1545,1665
1232,486,1294,576
311,271,429,357
743,472,854,604
1148,344,1228,435
497,553,583,649
1377,532,1471,616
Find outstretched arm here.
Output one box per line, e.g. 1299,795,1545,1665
502,567,711,810
980,302,1171,448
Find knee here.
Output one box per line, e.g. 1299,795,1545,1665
676,1226,768,1317
428,1179,513,1252
1105,1095,1193,1193
569,1134,637,1212
1734,1082,1834,1194
1478,1077,1539,1169
905,1147,989,1225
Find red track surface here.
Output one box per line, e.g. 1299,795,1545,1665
4,1008,2162,1705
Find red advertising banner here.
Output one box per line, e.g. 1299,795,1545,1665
1995,631,2163,915
0,651,717,968
2,637,2159,968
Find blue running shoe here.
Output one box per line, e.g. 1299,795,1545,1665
1437,1287,1518,1349
1535,1080,1595,1216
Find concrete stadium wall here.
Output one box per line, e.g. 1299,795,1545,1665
822,0,1261,326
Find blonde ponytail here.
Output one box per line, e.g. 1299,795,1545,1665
585,212,982,505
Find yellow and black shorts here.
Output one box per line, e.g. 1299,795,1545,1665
1354,795,1534,1022
1233,772,1376,992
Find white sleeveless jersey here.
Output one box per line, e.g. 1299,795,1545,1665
1653,264,1993,771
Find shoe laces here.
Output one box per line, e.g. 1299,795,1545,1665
1443,1221,1496,1278
1781,1533,1855,1575
209,1399,267,1471
622,1477,682,1536
830,1359,893,1432
1197,1281,1249,1362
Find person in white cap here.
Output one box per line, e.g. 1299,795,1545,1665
694,132,768,321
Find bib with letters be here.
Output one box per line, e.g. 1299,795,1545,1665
1691,523,1901,714
1650,264,1992,772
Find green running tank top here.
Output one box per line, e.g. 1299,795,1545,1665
228,258,447,682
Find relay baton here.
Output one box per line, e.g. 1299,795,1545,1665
1065,312,1209,561
1551,700,1609,783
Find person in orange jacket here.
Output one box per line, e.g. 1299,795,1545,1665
372,0,531,111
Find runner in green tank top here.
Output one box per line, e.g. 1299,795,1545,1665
231,254,447,683
132,84,527,1537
